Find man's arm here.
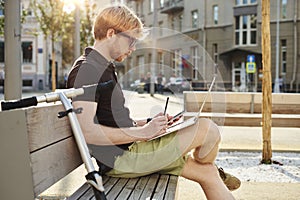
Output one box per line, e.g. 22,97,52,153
73,101,167,145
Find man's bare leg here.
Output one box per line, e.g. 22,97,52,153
177,118,221,163
180,157,235,200
176,118,240,192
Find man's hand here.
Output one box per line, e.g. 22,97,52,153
167,114,183,126
140,114,168,140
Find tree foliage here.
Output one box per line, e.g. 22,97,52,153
31,0,68,40
80,0,97,48
0,0,28,36
62,0,97,68
31,0,70,91
0,1,4,36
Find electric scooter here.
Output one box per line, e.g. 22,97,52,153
1,81,115,200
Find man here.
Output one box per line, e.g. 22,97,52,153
67,4,240,200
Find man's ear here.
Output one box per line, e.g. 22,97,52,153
107,28,115,38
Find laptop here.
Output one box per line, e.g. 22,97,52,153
149,76,216,141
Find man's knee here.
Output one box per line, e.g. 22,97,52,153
197,118,221,144
193,118,221,159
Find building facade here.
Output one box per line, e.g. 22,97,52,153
0,0,65,91
123,0,300,92
1,0,299,92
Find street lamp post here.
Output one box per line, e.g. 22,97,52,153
4,0,22,100
274,0,281,93
150,0,158,96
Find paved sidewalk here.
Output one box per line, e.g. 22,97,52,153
177,179,300,200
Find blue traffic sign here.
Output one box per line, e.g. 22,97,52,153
247,55,255,63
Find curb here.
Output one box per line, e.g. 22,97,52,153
219,148,300,153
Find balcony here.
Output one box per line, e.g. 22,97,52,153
161,0,184,14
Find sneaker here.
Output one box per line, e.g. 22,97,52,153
218,167,241,191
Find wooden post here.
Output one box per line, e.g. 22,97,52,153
261,0,272,163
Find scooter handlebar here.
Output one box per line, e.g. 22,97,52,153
1,96,38,111
0,80,115,111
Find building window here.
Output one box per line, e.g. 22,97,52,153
158,51,164,73
158,52,164,65
148,53,152,63
0,41,4,63
236,0,257,5
191,10,198,28
173,49,182,76
179,14,183,31
281,0,287,19
22,41,33,63
235,14,257,45
281,39,287,74
149,0,154,13
137,55,145,76
23,79,33,87
213,5,218,25
159,21,163,36
191,46,199,79
171,16,175,30
160,0,164,8
213,43,218,73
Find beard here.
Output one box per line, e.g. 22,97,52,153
115,55,126,62
114,51,131,62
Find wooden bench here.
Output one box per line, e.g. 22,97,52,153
0,103,178,200
183,92,300,127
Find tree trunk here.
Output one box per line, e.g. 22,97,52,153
261,0,272,163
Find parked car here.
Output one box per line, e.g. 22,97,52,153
130,80,158,93
130,79,144,93
164,77,191,93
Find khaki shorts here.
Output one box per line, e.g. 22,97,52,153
106,131,188,178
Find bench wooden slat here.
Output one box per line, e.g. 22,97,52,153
77,186,94,200
164,175,179,200
26,104,73,152
115,178,139,199
31,137,82,196
104,177,121,194
139,174,160,199
127,176,151,200
67,183,91,200
106,177,130,199
68,176,110,200
78,176,120,200
152,174,170,199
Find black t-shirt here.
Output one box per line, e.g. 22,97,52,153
67,47,133,173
